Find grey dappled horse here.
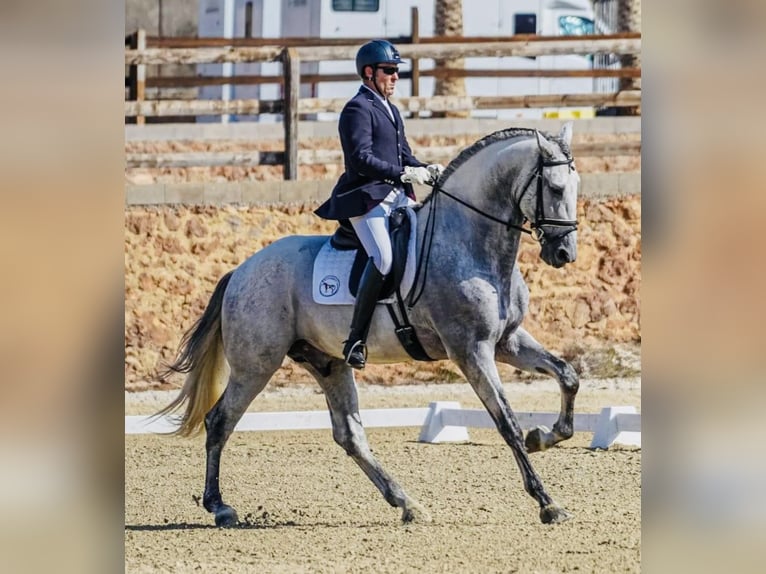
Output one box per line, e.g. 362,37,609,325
158,124,581,526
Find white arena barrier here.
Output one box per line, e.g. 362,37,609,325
125,402,640,450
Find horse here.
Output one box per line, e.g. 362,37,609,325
157,123,581,526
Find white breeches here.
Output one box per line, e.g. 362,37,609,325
350,188,416,275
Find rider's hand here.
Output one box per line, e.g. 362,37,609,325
400,165,431,185
426,163,445,182
400,166,431,185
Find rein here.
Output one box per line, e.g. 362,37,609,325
408,147,578,308
437,187,532,235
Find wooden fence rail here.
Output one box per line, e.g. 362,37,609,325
143,67,641,90
125,30,641,179
134,32,640,49
125,37,640,66
126,140,641,169
125,91,641,118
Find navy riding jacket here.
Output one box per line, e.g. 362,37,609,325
315,86,426,221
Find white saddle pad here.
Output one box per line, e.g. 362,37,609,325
312,208,418,305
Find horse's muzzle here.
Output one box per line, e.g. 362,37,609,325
540,231,577,268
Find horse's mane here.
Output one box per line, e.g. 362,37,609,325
420,127,571,205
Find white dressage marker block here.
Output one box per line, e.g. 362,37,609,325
418,401,471,443
590,406,641,449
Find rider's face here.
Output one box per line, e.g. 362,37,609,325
373,64,399,97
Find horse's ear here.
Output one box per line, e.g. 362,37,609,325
535,129,556,158
558,122,573,147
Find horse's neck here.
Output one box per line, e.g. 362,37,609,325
417,196,524,276
417,135,534,277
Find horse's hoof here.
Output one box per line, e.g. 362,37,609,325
540,504,573,524
401,501,432,524
214,505,239,527
525,426,551,453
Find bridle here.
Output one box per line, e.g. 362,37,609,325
408,134,578,306
517,154,579,244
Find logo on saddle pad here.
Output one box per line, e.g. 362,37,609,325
319,275,340,297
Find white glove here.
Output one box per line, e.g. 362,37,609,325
400,166,431,185
426,163,445,181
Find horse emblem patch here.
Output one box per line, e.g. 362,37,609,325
319,275,340,297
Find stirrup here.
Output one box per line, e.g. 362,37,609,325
344,339,367,369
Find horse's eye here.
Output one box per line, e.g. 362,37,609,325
548,181,565,195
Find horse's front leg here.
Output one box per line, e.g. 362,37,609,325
496,326,579,453
451,339,572,524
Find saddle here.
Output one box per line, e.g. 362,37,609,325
325,207,434,362
330,207,411,301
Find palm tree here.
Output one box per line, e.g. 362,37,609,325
618,0,641,114
433,0,468,118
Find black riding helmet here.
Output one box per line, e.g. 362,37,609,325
355,39,404,79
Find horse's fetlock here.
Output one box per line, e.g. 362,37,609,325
553,423,574,440
383,486,402,508
203,494,221,513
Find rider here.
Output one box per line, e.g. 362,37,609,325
315,39,445,370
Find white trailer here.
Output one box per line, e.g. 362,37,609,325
198,0,595,121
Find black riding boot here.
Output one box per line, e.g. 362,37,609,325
343,258,385,369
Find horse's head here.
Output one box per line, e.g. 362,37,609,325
517,123,579,268
428,124,579,269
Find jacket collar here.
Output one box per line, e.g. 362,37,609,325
358,85,397,127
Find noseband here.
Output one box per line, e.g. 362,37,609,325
437,153,578,245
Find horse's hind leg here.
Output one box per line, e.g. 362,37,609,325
291,344,430,523
497,327,579,453
203,369,273,527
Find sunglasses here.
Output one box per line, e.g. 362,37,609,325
376,66,399,76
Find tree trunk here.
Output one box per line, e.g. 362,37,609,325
433,0,468,118
617,0,641,115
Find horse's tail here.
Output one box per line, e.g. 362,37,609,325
154,271,234,437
